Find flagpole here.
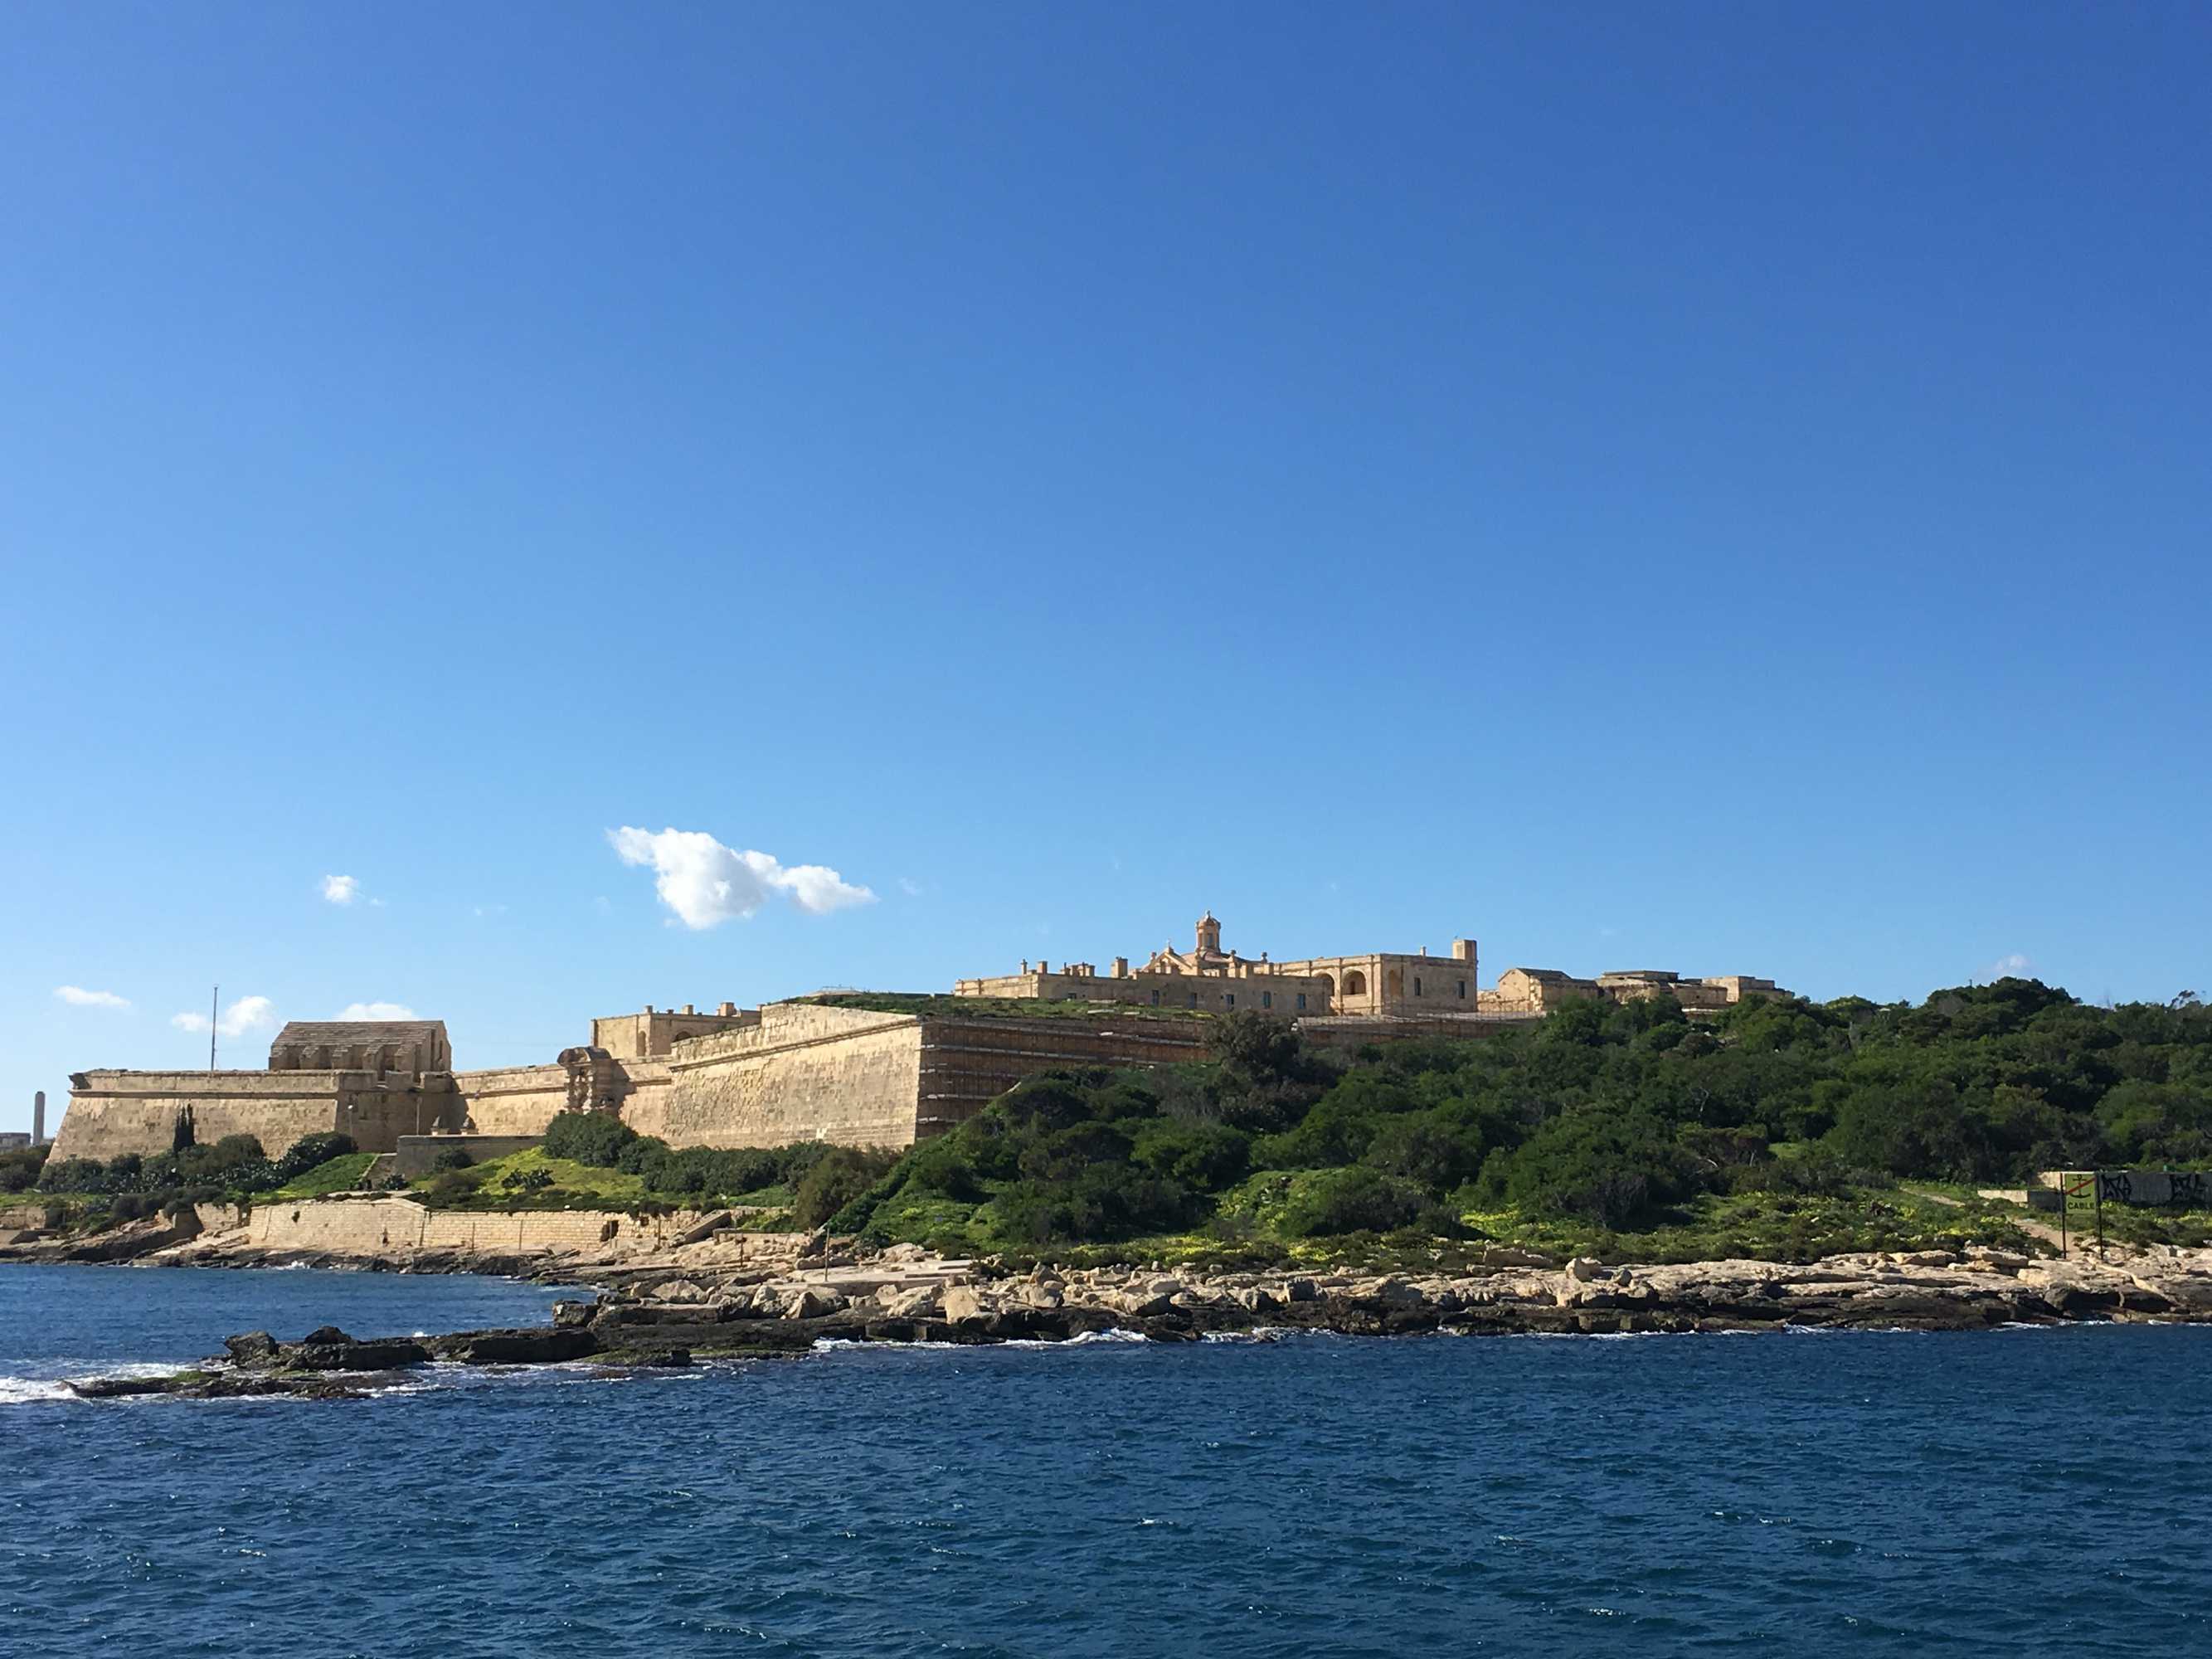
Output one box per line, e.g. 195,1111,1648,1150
209,984,218,1072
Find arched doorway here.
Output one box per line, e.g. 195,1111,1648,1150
1342,969,1368,999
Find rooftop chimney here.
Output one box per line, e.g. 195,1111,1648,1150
683,1004,696,1015
717,1001,737,1016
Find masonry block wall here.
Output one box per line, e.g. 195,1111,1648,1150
52,1071,461,1162
645,1004,927,1150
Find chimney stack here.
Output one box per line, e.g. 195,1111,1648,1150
717,1001,737,1016
683,1004,696,1015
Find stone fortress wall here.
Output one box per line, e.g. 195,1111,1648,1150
51,1068,463,1164
53,910,1790,1165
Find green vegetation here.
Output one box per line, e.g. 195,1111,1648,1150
0,1143,51,1193
830,983,2212,1262
269,1151,380,1198
410,1115,895,1214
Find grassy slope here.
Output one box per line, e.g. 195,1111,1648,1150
406,1147,796,1219
856,1165,2056,1267
266,1151,379,1199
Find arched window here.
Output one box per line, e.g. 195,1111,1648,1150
1342,970,1367,997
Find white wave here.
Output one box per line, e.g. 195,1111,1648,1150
0,1377,76,1405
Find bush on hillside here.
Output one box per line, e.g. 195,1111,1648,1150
790,1146,901,1228
1275,1167,1440,1238
275,1132,357,1183
542,1111,639,1166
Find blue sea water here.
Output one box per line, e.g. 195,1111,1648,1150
1,1264,2208,1657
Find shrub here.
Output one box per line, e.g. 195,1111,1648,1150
275,1133,357,1183
1276,1167,1437,1238
791,1146,900,1228
542,1111,638,1166
38,1157,106,1194
431,1148,474,1172
198,1134,267,1173
1130,1120,1250,1190
615,1135,670,1176
1489,1109,1710,1229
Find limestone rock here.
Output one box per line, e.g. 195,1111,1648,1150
224,1331,280,1368
941,1285,990,1326
783,1287,846,1321
1111,1290,1176,1317
1481,1247,1558,1269
881,1286,941,1320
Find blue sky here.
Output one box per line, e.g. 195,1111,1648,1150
6,3,2209,1132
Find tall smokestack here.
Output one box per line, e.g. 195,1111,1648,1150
32,1090,45,1146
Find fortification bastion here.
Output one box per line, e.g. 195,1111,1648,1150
51,912,1789,1164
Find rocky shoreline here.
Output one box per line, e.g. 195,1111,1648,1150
53,1237,2212,1400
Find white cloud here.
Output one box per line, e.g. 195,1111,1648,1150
173,995,277,1037
55,985,131,1010
607,825,876,929
1986,952,2035,980
338,1001,416,1020
322,874,360,906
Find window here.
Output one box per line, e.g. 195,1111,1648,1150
1188,991,1198,1008
1224,993,1236,1009
1296,994,1306,1011
1261,991,1271,1010
1414,977,1423,996
1150,990,1160,1007
1457,980,1467,999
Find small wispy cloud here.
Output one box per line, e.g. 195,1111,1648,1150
897,878,925,898
322,874,360,906
1986,951,2035,980
173,995,277,1037
55,985,131,1010
338,1001,416,1020
608,826,875,928
473,904,508,918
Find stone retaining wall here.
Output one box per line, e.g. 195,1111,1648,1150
201,1197,717,1260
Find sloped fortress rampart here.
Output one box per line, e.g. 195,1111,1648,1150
52,911,1787,1162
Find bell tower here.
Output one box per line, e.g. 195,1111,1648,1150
1195,910,1223,956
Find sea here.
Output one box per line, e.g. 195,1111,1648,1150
0,1262,2206,1657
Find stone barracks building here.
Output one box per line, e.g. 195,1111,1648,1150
53,912,1787,1162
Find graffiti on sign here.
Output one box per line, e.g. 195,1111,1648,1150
2093,1170,2210,1208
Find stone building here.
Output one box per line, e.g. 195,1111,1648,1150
955,911,1484,1019
52,912,1793,1165
1486,966,1789,1014
267,1019,453,1074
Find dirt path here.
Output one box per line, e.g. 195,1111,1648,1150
1905,1185,2069,1252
